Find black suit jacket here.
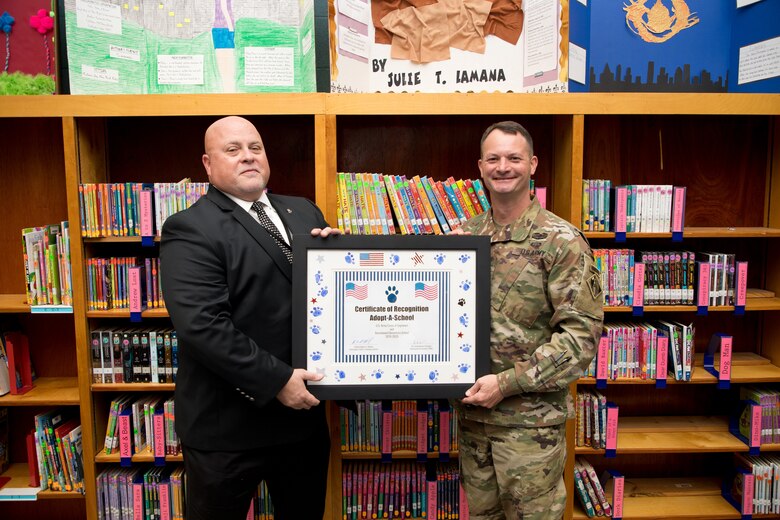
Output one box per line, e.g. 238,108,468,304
160,186,328,450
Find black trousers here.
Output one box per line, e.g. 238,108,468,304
182,429,330,520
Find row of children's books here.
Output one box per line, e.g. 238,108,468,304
576,391,608,449
31,408,84,493
573,457,613,517
96,465,186,520
336,173,491,235
103,394,180,457
86,257,164,311
585,321,695,381
343,461,464,520
731,453,780,515
79,180,209,238
96,467,275,520
340,400,458,454
91,328,178,384
22,222,73,307
594,249,742,307
739,386,780,446
581,181,686,234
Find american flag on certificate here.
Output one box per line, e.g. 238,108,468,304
359,252,384,266
345,282,368,299
414,282,438,300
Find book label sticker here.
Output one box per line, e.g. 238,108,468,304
613,475,624,518
596,335,609,381
615,186,627,233
736,261,748,307
382,411,392,454
417,411,428,455
697,263,711,307
632,262,645,307
719,336,732,381
656,335,668,382
606,406,619,451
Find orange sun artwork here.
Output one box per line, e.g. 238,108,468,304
624,0,700,43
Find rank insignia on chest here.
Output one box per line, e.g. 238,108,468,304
587,272,602,299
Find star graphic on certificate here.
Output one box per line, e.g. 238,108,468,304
321,339,327,344
359,373,366,381
395,374,400,379
451,373,459,381
316,255,325,263
457,331,464,338
311,298,317,304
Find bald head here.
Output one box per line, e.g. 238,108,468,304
202,116,270,202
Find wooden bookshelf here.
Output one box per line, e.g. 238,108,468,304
93,449,183,464
1,92,778,520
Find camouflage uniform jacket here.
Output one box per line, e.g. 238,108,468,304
455,195,604,427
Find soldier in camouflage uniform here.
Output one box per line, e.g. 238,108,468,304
454,121,604,520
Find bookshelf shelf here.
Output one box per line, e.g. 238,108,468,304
83,236,161,243
94,450,183,464
2,93,778,119
584,226,780,239
578,353,780,384
0,293,30,313
575,416,748,454
341,451,458,460
0,377,79,406
573,490,740,519
0,464,85,500
602,297,780,313
85,309,168,318
91,383,175,392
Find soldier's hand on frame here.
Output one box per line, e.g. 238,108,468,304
461,374,503,408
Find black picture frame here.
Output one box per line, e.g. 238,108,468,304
292,234,491,400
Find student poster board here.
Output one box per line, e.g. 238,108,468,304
569,0,780,93
329,0,567,93
63,0,316,94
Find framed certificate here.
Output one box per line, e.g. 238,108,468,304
292,234,491,399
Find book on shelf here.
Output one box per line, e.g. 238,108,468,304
583,182,687,233
33,408,84,493
79,180,209,238
21,222,72,307
337,173,489,235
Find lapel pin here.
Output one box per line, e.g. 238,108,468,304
286,209,292,213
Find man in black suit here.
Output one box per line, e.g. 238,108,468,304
160,116,339,520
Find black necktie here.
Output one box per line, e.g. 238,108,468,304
251,201,293,263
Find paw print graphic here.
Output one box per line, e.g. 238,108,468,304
371,369,384,380
385,286,399,303
459,314,469,327
317,286,329,297
458,363,471,374
310,306,323,317
334,370,346,381
460,343,472,353
460,280,472,291
310,351,322,361
458,298,466,306
434,253,446,265
345,252,355,264
314,270,324,285
389,254,400,265
458,254,471,263
428,370,439,382
310,325,321,334
406,370,416,381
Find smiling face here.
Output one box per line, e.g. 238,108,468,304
202,116,270,202
478,128,538,210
